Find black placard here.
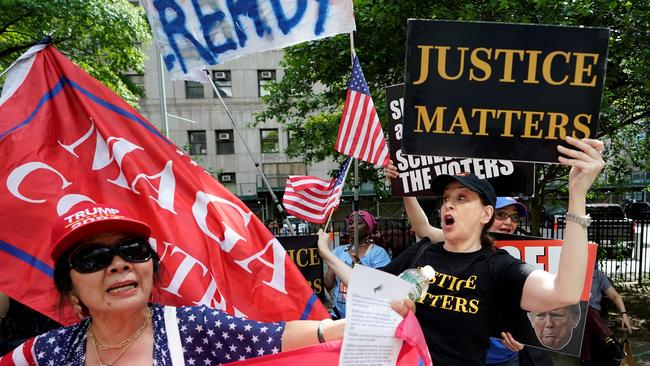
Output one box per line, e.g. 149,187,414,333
277,235,325,302
387,84,535,196
402,20,609,163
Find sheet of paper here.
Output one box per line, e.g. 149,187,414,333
339,265,414,366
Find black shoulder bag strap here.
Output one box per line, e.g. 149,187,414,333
407,239,432,269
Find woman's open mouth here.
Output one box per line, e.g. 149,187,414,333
107,281,138,294
443,215,455,229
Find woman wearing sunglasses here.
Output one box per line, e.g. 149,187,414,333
0,203,413,365
319,137,605,364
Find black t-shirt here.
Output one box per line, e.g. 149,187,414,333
382,239,534,365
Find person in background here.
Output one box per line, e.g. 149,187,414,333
266,218,280,235
0,292,7,321
0,291,60,356
491,197,528,234
0,202,414,364
325,210,391,319
580,268,632,364
0,291,8,355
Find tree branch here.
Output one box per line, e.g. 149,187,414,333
0,42,38,59
598,110,650,138
0,11,32,35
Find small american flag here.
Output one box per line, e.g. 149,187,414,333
335,55,389,167
283,158,352,224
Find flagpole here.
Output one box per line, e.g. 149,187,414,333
322,157,351,238
0,36,53,80
206,71,295,235
348,32,361,257
0,63,18,79
324,210,335,234
155,48,169,138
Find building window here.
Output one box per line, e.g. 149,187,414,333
258,70,276,97
212,70,232,98
216,129,235,155
124,73,145,89
185,81,204,99
188,130,207,155
122,73,145,98
260,129,279,153
219,172,236,184
287,129,294,149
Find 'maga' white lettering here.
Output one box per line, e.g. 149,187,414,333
6,162,71,203
192,191,286,294
56,117,177,213
156,239,246,316
234,238,288,294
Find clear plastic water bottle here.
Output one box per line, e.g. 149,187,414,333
398,265,436,302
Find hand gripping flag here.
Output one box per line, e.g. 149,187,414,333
283,158,351,224
0,43,328,326
335,55,390,167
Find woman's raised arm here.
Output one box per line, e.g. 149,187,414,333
521,137,605,312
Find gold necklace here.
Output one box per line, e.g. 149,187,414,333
89,310,151,366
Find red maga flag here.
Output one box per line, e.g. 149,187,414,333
335,55,390,167
283,158,351,224
0,44,328,326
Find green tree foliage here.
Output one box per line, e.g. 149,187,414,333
0,0,151,106
257,0,649,233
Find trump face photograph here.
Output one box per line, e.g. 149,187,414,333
527,303,581,350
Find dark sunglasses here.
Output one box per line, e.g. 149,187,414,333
69,238,152,273
495,211,521,223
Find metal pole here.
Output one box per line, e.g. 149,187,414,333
0,35,52,80
349,32,360,256
205,72,295,235
0,63,18,80
156,49,169,138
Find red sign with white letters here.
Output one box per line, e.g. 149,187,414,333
496,239,596,301
0,44,327,325
495,237,597,356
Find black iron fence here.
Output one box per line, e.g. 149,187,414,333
516,215,649,284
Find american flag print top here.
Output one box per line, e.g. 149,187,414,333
0,303,285,366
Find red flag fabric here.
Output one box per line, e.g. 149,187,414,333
227,311,432,366
282,158,351,224
335,55,390,167
0,44,328,325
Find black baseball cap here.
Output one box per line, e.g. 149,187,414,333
430,173,497,207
